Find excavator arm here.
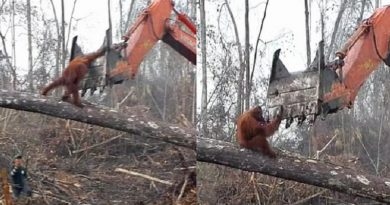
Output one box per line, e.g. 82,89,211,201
70,0,196,95
109,0,196,83
328,6,390,106
266,5,390,127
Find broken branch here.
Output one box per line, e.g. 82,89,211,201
72,134,123,154
197,137,390,203
115,168,173,185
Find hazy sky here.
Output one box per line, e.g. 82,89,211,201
4,0,390,73
2,0,127,74
3,0,390,100
196,0,390,110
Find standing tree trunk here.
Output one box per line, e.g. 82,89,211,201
320,2,325,42
376,94,386,175
61,0,66,71
244,0,250,110
326,0,348,60
27,0,33,91
224,0,244,117
192,68,197,124
187,0,196,122
162,53,168,121
107,0,118,108
304,0,311,67
49,0,61,96
0,32,16,90
65,0,78,54
251,0,269,83
200,0,207,136
119,0,123,37
11,0,16,90
124,0,136,35
357,0,367,25
375,0,380,8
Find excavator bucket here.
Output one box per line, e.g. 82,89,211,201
70,29,123,96
266,41,326,127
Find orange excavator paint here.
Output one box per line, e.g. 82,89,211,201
109,0,196,83
329,6,390,105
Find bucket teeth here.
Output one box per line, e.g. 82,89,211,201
270,49,291,82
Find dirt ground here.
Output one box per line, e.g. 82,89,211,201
0,109,196,205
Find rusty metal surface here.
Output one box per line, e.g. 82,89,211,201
70,30,123,96
266,6,390,125
267,71,319,96
266,47,321,124
70,36,106,96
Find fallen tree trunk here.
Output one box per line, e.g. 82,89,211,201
0,90,196,150
197,137,390,203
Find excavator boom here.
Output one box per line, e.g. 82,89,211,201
70,0,196,94
109,0,196,83
267,5,390,127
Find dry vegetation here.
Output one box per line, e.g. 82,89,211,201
198,159,387,205
0,108,196,205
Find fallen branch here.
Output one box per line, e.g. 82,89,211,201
316,132,338,159
115,168,173,185
33,191,72,205
290,190,327,205
177,175,189,202
72,134,123,154
0,90,196,150
197,137,390,203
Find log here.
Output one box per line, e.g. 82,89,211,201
0,90,196,150
197,137,390,203
115,168,173,185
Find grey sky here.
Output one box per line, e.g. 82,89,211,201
196,0,390,110
2,0,126,74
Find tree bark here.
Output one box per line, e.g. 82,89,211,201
357,0,367,25
107,0,117,108
0,90,196,150
61,0,66,71
304,0,311,67
11,0,16,90
65,0,78,55
49,0,61,96
192,69,197,124
224,0,244,117
119,0,123,37
27,0,33,91
320,3,325,42
0,31,16,90
244,0,250,110
197,137,390,203
251,0,269,83
326,0,348,60
124,0,136,35
200,0,207,137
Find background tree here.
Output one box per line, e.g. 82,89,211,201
200,0,208,136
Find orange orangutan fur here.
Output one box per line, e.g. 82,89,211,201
236,106,283,158
42,48,106,107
